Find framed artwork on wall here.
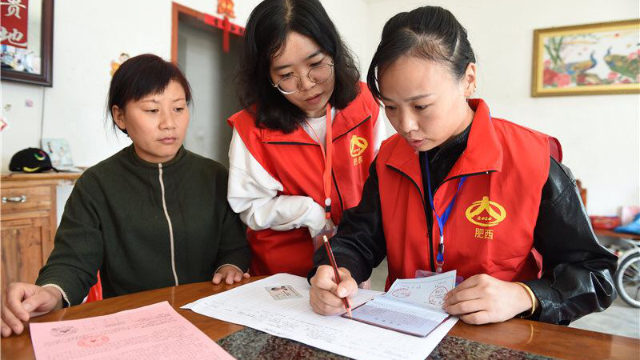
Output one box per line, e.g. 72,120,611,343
1,0,54,86
531,19,639,97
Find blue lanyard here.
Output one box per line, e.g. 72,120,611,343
424,152,466,272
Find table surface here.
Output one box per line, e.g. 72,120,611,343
594,228,640,241
1,278,638,360
1,171,83,182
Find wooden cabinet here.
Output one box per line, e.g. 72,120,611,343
1,173,81,296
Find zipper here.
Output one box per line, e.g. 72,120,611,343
331,170,344,213
265,140,347,213
388,165,495,272
158,163,179,286
388,165,435,272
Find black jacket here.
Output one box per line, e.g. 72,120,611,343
37,146,251,305
312,126,617,325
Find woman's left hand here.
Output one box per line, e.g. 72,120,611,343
212,265,250,285
443,274,535,324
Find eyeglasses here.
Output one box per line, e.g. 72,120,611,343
272,63,334,95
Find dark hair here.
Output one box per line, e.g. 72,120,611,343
107,54,192,134
367,6,476,101
238,0,360,133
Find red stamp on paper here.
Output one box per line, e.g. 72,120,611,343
391,287,410,298
429,286,448,306
77,334,109,347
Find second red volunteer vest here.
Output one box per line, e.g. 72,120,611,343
229,83,380,276
376,99,550,290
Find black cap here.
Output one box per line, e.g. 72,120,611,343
9,148,56,173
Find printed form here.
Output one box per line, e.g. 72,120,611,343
182,273,457,360
29,301,234,360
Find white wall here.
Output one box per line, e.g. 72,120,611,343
1,0,264,171
1,0,369,166
365,0,640,215
322,0,370,73
1,0,636,215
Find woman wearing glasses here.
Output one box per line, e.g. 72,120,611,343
227,0,386,277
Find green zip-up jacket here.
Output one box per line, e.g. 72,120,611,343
36,145,251,305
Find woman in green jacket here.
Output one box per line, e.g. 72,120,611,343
1,54,251,337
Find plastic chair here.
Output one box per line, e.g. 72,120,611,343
86,271,103,302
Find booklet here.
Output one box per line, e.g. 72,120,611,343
345,270,456,337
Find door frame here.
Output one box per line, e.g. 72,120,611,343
171,2,245,63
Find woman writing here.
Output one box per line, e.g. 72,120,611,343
309,6,616,325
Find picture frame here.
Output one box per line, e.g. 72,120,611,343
1,0,54,87
41,138,83,172
531,19,639,97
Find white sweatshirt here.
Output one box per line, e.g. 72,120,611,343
228,106,388,236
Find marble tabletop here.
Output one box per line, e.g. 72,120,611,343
219,327,555,360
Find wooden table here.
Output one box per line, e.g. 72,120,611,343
1,279,638,360
594,228,640,241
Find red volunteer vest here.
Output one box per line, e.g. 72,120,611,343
229,82,380,276
376,99,550,290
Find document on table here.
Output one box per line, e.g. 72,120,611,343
29,301,234,360
348,270,456,337
182,273,457,360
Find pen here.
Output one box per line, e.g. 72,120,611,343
322,235,353,319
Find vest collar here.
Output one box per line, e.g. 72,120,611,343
261,93,372,144
385,98,503,187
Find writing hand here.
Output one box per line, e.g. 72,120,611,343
309,265,357,315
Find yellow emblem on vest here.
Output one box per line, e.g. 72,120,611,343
350,135,368,157
465,196,507,227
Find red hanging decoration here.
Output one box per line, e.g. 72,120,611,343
222,17,231,53
217,0,236,53
217,0,235,19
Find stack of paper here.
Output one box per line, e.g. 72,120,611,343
183,273,457,360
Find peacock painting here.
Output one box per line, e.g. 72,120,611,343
604,47,640,81
535,20,640,95
563,51,597,75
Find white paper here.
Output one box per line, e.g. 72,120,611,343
385,270,456,310
182,274,457,360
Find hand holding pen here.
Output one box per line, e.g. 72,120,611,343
323,235,353,318
308,235,358,316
